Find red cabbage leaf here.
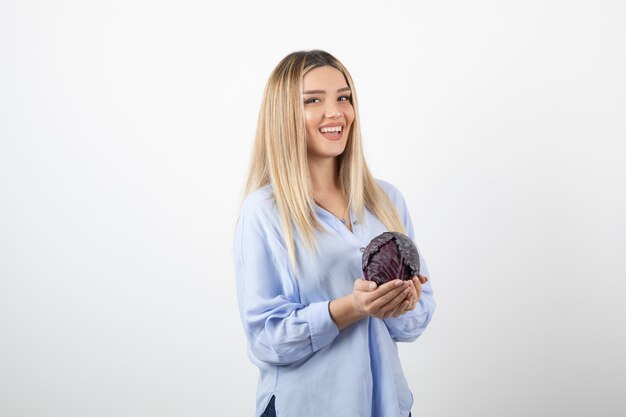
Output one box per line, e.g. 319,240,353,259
361,231,420,285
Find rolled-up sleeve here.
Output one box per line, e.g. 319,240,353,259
380,182,436,342
233,195,340,365
384,268,435,343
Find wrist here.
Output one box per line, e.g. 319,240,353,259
349,292,362,316
330,295,367,331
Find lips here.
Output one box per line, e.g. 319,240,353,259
319,128,342,140
318,123,344,131
318,123,346,140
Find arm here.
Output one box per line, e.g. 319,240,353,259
380,182,436,342
384,271,435,342
329,278,415,330
233,197,339,366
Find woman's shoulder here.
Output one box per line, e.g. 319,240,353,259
239,184,278,222
242,183,274,206
374,178,405,203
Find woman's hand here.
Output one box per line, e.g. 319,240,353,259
329,274,429,330
351,278,414,319
386,274,429,318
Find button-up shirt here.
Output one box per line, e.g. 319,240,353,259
233,179,435,417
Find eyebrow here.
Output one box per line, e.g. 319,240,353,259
302,87,351,95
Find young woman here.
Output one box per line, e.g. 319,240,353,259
233,50,435,417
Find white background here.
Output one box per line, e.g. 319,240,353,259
1,1,625,416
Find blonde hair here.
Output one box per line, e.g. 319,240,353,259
239,50,406,273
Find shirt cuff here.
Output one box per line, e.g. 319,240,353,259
384,314,411,335
384,306,428,337
307,301,340,352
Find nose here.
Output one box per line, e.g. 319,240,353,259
324,102,343,119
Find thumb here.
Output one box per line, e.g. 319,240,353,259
355,278,377,291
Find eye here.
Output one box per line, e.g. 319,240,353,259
339,95,352,102
304,97,320,104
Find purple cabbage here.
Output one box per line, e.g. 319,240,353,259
361,231,420,285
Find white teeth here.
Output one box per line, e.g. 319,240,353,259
320,126,342,133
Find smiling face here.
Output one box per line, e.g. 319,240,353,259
302,65,355,163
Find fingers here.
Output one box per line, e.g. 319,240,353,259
395,279,416,315
354,277,425,318
356,278,405,296
390,296,411,317
371,280,407,302
376,291,409,318
352,278,403,317
390,277,421,317
367,280,412,316
411,276,422,307
413,276,422,295
356,274,427,292
408,277,419,309
354,278,377,292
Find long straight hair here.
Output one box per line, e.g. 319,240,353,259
239,50,406,274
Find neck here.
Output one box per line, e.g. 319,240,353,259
308,156,340,194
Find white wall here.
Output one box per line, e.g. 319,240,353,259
1,1,624,416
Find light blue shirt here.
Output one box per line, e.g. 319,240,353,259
233,179,435,417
